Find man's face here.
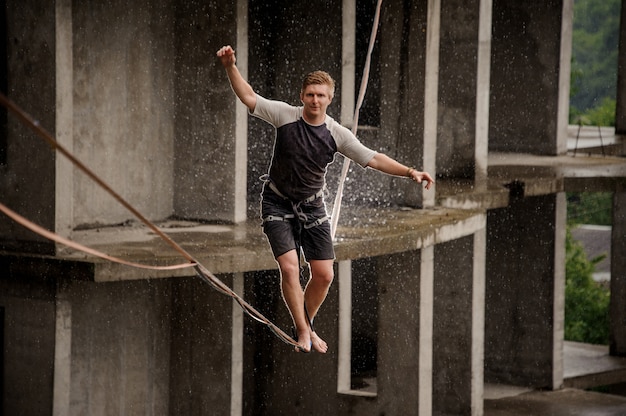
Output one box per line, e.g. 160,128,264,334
300,84,333,124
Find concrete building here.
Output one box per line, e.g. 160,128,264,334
0,0,625,415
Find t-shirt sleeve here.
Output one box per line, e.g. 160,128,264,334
251,94,299,128
331,121,377,167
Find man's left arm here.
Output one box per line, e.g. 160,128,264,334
366,153,434,190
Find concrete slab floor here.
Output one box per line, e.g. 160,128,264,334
564,342,626,390
484,388,626,416
484,341,626,416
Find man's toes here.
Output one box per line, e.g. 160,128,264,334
311,332,328,353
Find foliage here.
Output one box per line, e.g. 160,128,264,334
570,0,621,115
567,192,613,226
570,97,616,127
564,228,609,345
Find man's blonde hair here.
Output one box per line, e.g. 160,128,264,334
302,70,335,99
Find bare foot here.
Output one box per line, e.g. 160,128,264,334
310,331,328,353
294,328,312,353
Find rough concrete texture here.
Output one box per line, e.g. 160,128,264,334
0,0,56,251
485,388,626,416
71,0,176,226
485,193,563,388
489,0,565,155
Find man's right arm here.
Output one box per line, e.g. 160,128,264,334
216,45,257,112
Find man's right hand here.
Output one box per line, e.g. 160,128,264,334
216,44,257,111
216,45,236,68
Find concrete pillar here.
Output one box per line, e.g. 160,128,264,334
610,190,626,355
378,248,433,416
489,0,571,155
341,0,356,127
52,292,72,416
557,0,574,154
55,0,73,241
433,228,485,416
472,228,486,415
616,0,626,135
337,260,352,394
485,192,566,389
230,272,244,416
422,0,440,208
476,0,493,188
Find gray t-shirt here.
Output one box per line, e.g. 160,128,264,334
252,94,377,201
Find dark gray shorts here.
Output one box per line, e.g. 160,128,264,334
261,186,335,260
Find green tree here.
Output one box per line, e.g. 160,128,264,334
565,228,609,345
570,0,621,115
567,192,613,226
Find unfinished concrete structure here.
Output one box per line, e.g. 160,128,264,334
0,0,625,415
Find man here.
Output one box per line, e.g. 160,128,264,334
217,45,434,353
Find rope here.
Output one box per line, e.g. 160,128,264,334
0,92,301,349
330,0,383,239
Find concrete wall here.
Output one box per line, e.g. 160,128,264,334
66,279,173,415
379,0,431,208
71,0,176,227
169,276,234,415
485,193,565,389
0,0,56,253
437,0,481,178
489,0,566,155
0,271,56,415
173,1,247,222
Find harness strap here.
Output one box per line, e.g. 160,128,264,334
261,174,324,204
262,213,329,229
262,214,295,223
303,215,329,229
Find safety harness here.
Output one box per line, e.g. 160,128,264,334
260,175,329,230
